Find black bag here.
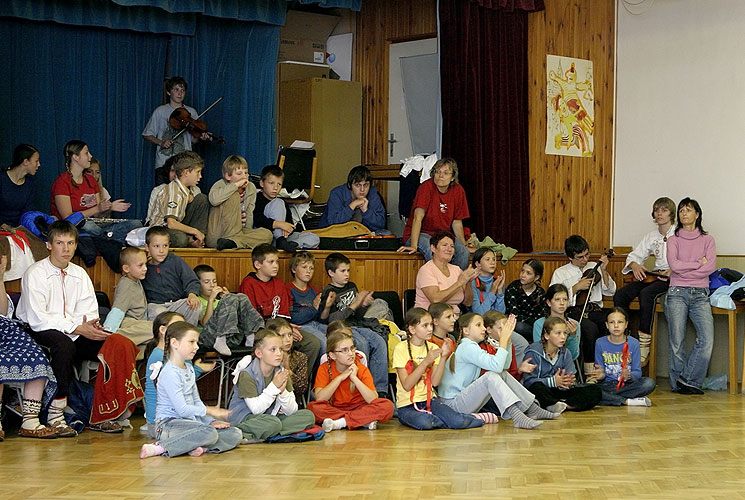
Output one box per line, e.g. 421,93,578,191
318,236,401,251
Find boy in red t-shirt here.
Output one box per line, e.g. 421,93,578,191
238,243,319,372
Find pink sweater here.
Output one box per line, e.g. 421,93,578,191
666,228,716,288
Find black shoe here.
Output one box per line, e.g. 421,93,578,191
677,379,704,395
216,238,237,250
275,237,298,252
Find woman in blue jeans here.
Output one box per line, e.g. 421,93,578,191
664,198,716,395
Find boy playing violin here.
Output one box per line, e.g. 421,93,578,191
549,234,616,381
614,197,675,367
142,76,210,179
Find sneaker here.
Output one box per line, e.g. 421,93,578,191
365,421,378,430
89,421,124,433
275,237,298,252
626,397,652,407
139,423,150,436
677,379,704,395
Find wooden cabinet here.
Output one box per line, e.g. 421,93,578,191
278,78,362,202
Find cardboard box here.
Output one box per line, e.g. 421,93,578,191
279,10,340,64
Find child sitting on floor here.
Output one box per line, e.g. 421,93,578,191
439,313,561,428
591,307,655,406
142,312,214,437
140,321,240,458
307,326,394,432
193,264,264,356
393,307,482,431
227,329,315,442
522,317,602,412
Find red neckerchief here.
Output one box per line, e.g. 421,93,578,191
405,358,433,413
0,230,30,253
475,277,484,304
616,341,630,391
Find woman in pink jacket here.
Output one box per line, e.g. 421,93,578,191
664,198,716,395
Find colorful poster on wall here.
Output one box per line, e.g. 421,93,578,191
545,55,595,157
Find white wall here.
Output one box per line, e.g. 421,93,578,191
614,0,745,254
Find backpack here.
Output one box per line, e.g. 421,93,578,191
265,424,325,443
709,268,743,292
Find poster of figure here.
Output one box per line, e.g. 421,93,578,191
545,55,594,157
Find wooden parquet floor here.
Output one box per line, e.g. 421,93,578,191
3,390,745,500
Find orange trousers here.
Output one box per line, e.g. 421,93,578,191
307,398,394,429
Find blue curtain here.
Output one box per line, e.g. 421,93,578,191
0,0,290,34
0,18,168,221
169,17,280,187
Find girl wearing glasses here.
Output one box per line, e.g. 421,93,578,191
307,322,394,432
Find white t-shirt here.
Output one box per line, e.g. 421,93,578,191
142,104,198,169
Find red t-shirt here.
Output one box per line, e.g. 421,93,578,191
50,172,100,219
403,179,470,242
314,356,374,406
238,273,292,319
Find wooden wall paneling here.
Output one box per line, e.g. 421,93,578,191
528,0,615,252
355,0,437,165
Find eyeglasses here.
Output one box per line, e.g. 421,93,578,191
333,346,356,354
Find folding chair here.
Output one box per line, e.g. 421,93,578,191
278,147,318,230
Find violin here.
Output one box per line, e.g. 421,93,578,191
167,96,226,146
574,249,615,316
169,107,225,144
622,269,669,284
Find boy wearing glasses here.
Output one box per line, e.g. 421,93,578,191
550,234,616,381
319,165,387,233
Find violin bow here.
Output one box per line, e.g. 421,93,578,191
170,96,224,142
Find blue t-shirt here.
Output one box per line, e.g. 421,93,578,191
594,335,642,381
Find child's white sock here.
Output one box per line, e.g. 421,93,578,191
140,443,166,459
365,421,378,430
322,417,347,432
472,412,498,424
546,401,568,414
213,335,231,356
626,397,652,407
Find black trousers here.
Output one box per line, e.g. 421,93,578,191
614,280,668,333
29,329,104,399
527,382,601,412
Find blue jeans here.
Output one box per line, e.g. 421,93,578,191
597,378,656,406
155,418,242,457
351,327,387,394
665,286,714,390
398,398,483,430
299,321,329,353
407,233,469,270
81,219,142,245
